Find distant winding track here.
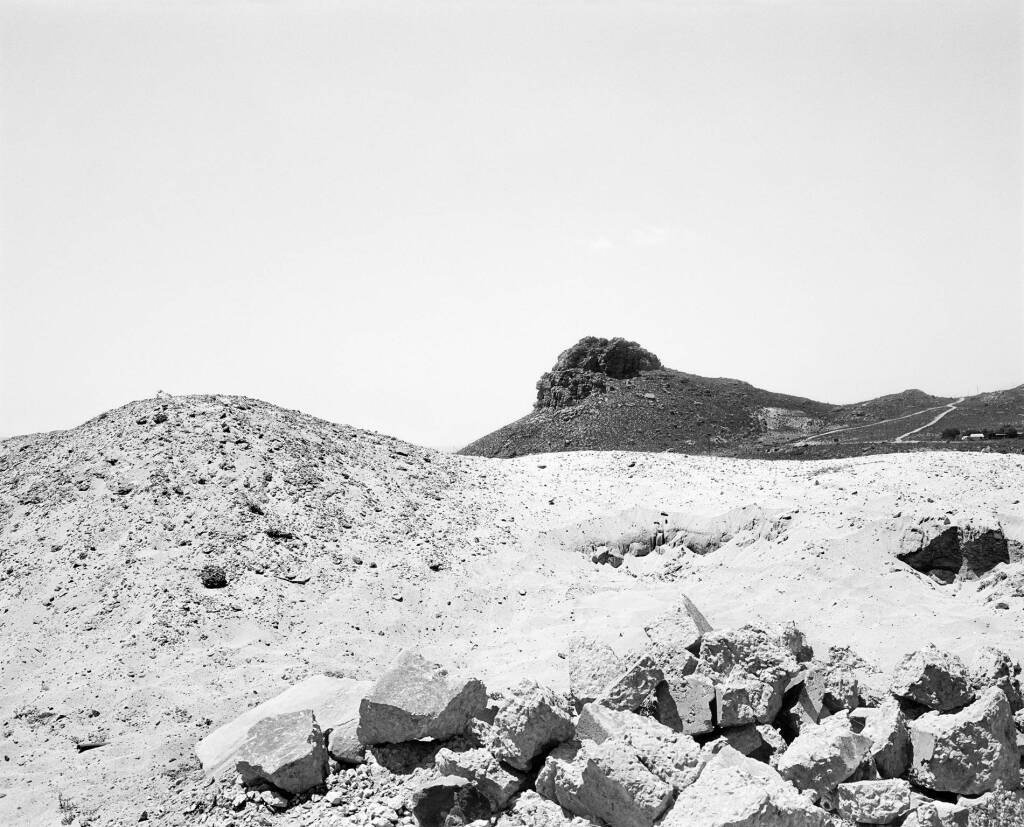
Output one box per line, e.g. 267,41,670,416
791,402,954,446
894,397,964,443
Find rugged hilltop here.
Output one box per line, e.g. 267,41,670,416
460,337,1024,459
3,394,1024,825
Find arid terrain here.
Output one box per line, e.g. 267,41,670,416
461,338,1024,459
2,390,1024,825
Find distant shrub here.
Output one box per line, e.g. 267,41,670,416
199,564,227,589
941,427,960,440
1005,426,1019,438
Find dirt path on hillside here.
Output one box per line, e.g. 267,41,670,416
792,403,952,446
894,398,964,443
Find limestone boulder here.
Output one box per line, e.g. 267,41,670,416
901,800,969,827
719,724,787,765
656,673,715,735
775,712,873,804
890,644,974,712
661,745,826,827
908,686,1020,795
855,700,911,779
494,790,593,827
970,646,1023,712
234,709,328,795
357,651,486,745
642,594,712,656
435,747,527,809
836,779,912,824
596,654,664,712
697,625,803,725
488,679,575,770
575,703,704,792
566,637,626,706
536,738,674,827
195,674,370,774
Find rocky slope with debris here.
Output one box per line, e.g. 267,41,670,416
459,337,1024,459
2,394,1024,825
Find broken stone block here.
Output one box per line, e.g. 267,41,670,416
716,676,784,727
495,790,592,827
196,674,371,775
488,679,575,771
234,709,328,795
908,686,1021,795
566,637,626,706
856,700,911,779
596,654,664,712
435,747,527,810
409,776,491,827
642,594,712,655
575,703,704,792
775,711,873,804
719,724,787,765
578,739,674,827
901,800,969,827
971,645,1023,712
536,738,674,827
697,625,803,726
655,673,715,735
769,621,815,664
661,745,826,827
890,644,974,712
357,651,486,745
836,779,912,824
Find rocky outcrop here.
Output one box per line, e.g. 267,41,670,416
535,337,661,409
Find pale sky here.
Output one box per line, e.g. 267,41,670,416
1,0,1021,448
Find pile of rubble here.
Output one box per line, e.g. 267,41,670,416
196,597,1024,826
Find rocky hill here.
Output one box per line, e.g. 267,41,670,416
3,393,1024,825
460,338,1024,459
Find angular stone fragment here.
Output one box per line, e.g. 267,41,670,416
489,679,575,770
656,673,715,735
697,625,802,725
719,724,787,764
908,686,1020,795
409,776,491,827
578,739,674,827
566,637,626,706
536,738,674,827
643,595,712,655
901,800,969,827
435,747,527,809
856,700,911,779
357,651,486,745
196,674,371,774
596,654,664,712
775,712,873,804
837,779,912,824
716,676,784,727
971,645,1023,712
770,621,815,664
890,644,974,712
234,709,328,795
662,745,826,827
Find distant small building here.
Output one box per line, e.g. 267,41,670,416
962,433,985,440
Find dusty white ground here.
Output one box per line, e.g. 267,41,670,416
1,395,1022,825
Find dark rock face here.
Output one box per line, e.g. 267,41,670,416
535,337,661,409
897,522,1009,582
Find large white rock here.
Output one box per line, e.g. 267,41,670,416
908,686,1021,795
661,745,826,827
489,679,575,770
195,674,371,775
233,709,328,795
890,644,974,712
357,651,486,745
775,711,872,804
836,779,912,824
435,747,527,809
856,700,911,778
